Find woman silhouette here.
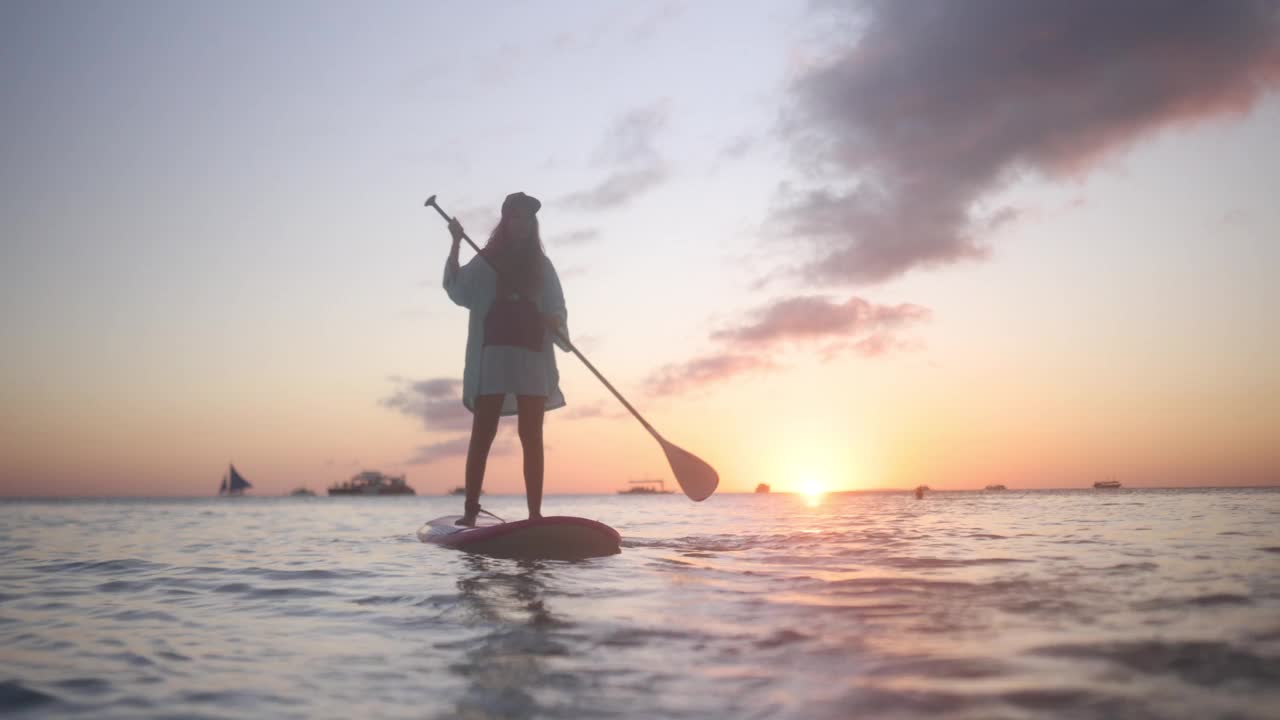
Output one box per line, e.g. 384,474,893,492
443,192,570,526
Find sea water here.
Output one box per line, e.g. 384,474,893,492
1,489,1278,719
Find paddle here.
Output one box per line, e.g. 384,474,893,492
425,195,719,502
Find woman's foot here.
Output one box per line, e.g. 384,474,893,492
455,500,481,526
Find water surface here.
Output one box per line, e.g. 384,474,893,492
2,489,1279,718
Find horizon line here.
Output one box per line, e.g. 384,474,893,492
2,483,1278,501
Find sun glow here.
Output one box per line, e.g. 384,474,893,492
798,478,826,506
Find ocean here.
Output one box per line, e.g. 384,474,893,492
2,489,1278,719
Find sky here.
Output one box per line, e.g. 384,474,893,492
2,0,1278,497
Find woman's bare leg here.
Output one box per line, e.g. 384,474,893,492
461,394,503,524
517,394,546,519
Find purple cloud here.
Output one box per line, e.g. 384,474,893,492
646,295,929,395
561,402,607,420
711,295,930,346
718,135,758,162
380,377,471,431
562,166,665,210
556,228,603,246
646,353,777,396
563,104,668,210
406,436,515,465
779,0,1280,284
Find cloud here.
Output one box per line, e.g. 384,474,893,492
561,166,665,210
406,436,515,465
591,104,667,167
561,402,606,420
646,295,929,394
627,1,688,44
646,353,777,396
779,0,1280,285
385,377,546,464
548,2,686,54
562,105,668,210
558,402,628,421
709,134,767,174
380,377,471,432
818,332,925,361
558,264,589,279
717,134,758,162
555,228,602,246
711,295,929,346
406,437,471,464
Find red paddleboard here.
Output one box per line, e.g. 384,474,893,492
417,515,621,560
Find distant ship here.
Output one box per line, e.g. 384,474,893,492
755,483,771,494
328,471,416,496
448,487,482,496
618,479,674,495
289,488,316,497
218,464,252,496
1094,480,1121,489
984,484,1007,491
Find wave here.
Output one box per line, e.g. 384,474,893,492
33,558,170,575
0,680,56,712
1031,640,1280,688
1136,593,1254,610
209,582,336,600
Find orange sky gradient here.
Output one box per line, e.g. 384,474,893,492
2,2,1278,497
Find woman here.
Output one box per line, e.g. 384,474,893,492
442,192,570,526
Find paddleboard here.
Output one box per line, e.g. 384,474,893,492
417,515,621,560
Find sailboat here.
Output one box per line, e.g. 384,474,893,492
218,464,253,496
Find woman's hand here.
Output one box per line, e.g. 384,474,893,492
448,217,465,245
543,313,571,351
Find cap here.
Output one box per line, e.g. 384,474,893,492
501,192,541,217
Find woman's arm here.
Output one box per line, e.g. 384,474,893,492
543,257,571,351
442,219,473,307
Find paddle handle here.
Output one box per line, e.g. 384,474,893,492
425,195,663,443
565,343,662,442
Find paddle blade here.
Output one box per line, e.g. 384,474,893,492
660,439,719,501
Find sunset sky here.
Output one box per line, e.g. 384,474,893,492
3,1,1278,497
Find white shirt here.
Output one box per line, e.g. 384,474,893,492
443,252,570,416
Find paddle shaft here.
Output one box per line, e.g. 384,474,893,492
424,197,663,443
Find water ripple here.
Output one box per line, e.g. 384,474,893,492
1,489,1278,719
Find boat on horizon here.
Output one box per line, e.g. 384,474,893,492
218,464,252,496
755,483,771,494
1094,479,1121,489
328,471,416,496
618,479,674,495
289,487,316,497
984,484,1007,491
448,487,483,496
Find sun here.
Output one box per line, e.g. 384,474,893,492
797,478,827,506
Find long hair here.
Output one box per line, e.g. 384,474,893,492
482,215,545,298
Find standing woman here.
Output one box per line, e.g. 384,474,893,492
442,192,570,526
